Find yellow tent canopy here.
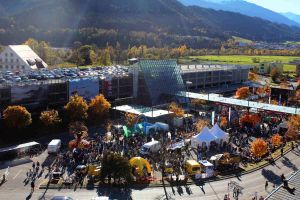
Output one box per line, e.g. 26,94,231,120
129,157,151,177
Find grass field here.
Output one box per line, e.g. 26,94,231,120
181,55,300,72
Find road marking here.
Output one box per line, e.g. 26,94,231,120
13,169,22,179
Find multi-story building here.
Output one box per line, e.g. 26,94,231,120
0,45,47,72
180,64,250,91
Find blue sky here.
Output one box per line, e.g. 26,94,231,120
246,0,300,14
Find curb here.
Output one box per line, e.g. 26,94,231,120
39,146,293,189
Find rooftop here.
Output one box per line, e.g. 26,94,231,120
180,64,252,73
114,105,172,118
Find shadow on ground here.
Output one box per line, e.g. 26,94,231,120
97,185,132,200
261,169,281,185
281,156,298,171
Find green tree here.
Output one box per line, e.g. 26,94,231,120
64,94,88,122
101,153,133,184
3,106,32,129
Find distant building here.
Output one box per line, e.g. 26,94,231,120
0,45,47,72
256,62,283,74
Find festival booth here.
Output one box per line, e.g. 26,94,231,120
210,124,229,145
198,160,214,178
123,122,169,137
210,153,240,171
191,127,217,148
129,157,152,177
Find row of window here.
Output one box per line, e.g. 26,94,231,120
0,58,19,63
0,65,25,70
4,53,14,57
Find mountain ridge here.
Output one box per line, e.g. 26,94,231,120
0,0,299,48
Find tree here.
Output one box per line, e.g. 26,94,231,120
101,153,133,184
69,121,88,138
3,106,32,129
195,119,210,132
285,126,298,141
235,87,250,99
240,114,261,127
248,72,258,81
64,94,88,122
124,112,137,127
288,115,300,131
270,67,280,81
88,94,111,122
78,45,95,66
220,117,228,129
271,134,282,147
40,109,61,127
168,102,184,118
251,138,268,158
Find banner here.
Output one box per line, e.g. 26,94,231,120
11,84,48,104
69,78,99,100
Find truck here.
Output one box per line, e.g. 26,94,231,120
140,140,161,155
47,139,61,154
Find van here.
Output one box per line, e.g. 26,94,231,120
184,160,201,176
47,139,61,154
140,140,161,155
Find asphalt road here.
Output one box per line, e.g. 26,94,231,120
0,148,299,200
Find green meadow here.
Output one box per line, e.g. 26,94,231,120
181,55,300,72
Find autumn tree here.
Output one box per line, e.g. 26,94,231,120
220,117,228,129
64,94,88,122
251,138,268,158
195,119,210,132
285,126,298,141
3,106,32,129
270,67,280,81
288,115,300,131
124,112,137,127
69,121,88,139
240,114,261,127
168,102,185,118
271,134,282,147
235,87,250,99
88,94,111,122
40,109,61,127
248,72,258,82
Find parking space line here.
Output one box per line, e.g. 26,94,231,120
12,169,22,179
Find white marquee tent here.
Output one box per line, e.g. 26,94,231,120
210,124,229,143
191,127,217,148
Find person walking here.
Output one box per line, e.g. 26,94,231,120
265,181,268,190
30,181,35,193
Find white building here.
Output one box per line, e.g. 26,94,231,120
0,45,47,72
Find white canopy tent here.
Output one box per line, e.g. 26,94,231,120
191,127,217,148
210,124,229,143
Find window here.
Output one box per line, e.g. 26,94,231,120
0,65,2,69
16,65,20,69
11,59,13,63
0,58,2,62
5,58,8,62
16,58,19,62
10,53,13,57
11,65,13,69
5,53,7,57
5,65,8,69
21,65,25,69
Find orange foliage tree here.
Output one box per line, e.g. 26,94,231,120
248,72,258,81
64,94,88,122
40,109,61,127
169,102,185,118
195,119,210,132
124,112,138,127
3,105,32,129
288,115,300,131
271,134,282,147
285,126,298,141
88,94,111,122
251,138,268,158
220,117,228,128
235,87,250,99
240,114,261,127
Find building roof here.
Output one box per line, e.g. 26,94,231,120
8,45,48,69
266,170,300,200
180,64,252,73
114,105,172,118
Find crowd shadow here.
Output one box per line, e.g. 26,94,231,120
97,185,133,200
281,157,298,171
261,169,281,185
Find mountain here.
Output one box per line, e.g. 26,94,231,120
179,0,300,27
282,12,300,25
0,0,299,48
